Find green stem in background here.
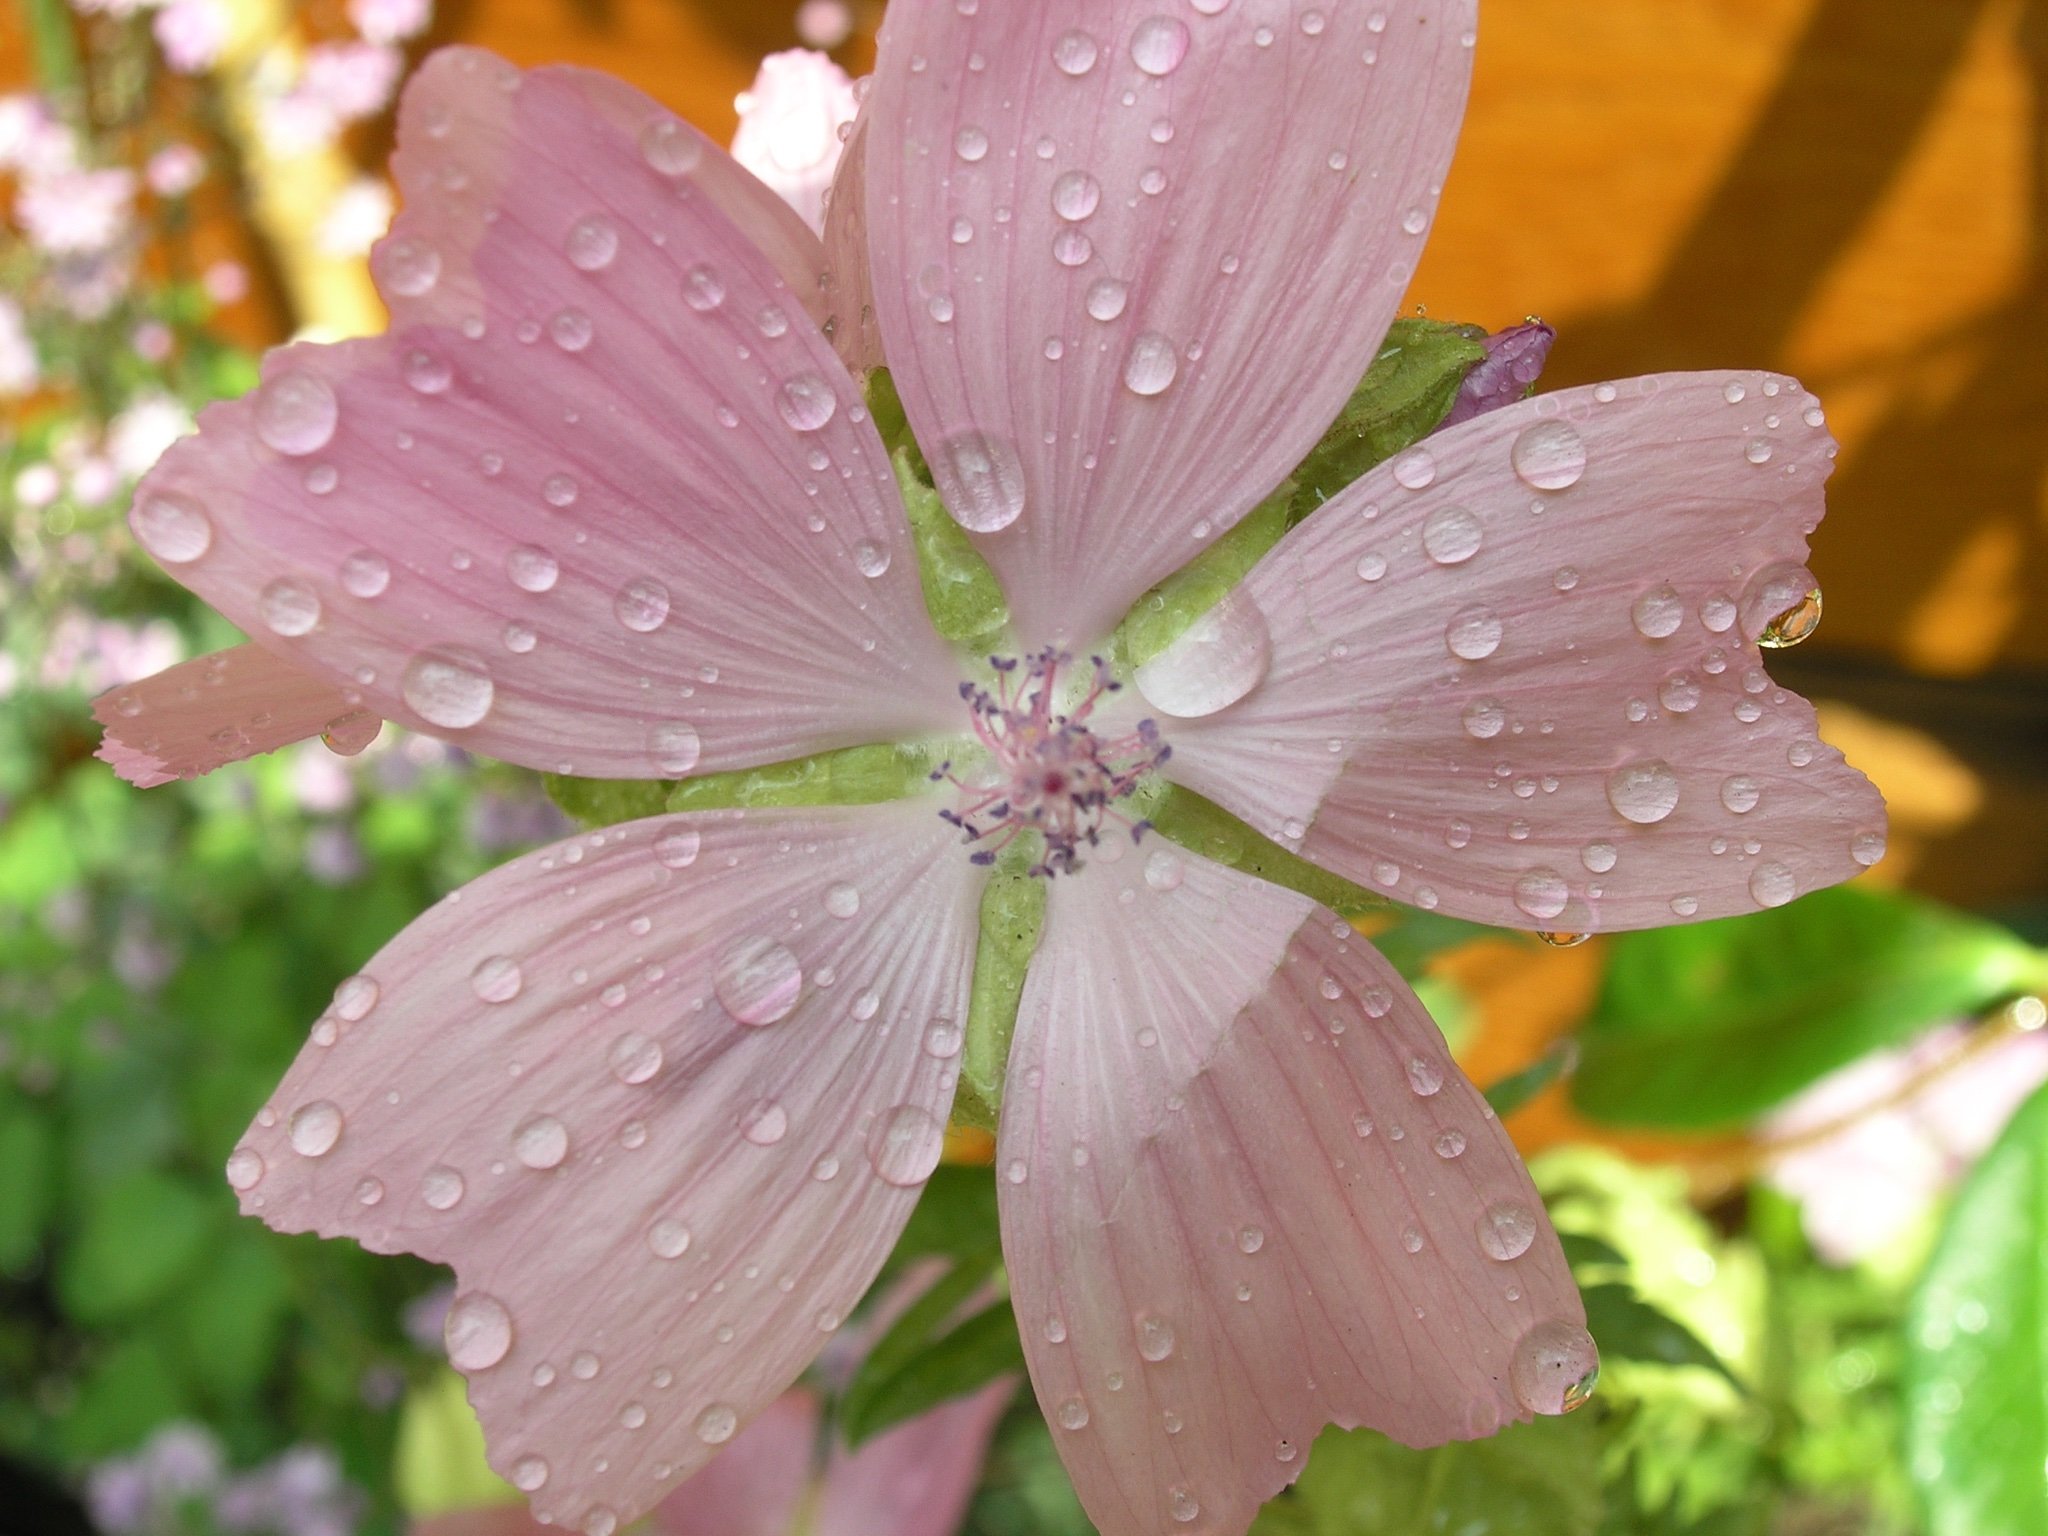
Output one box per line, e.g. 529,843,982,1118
955,839,1048,1132
21,0,85,111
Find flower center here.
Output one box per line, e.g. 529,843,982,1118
936,650,1171,876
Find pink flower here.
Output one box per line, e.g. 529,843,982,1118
14,165,135,255
730,49,860,236
347,0,433,46
146,143,208,197
101,7,1885,1535
153,0,232,76
301,41,406,123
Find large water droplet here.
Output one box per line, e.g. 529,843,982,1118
656,827,702,868
1052,170,1101,221
255,372,339,457
936,432,1026,532
824,882,861,919
648,1218,691,1258
1462,698,1506,740
506,545,559,593
445,1291,514,1370
1169,1485,1201,1523
1053,29,1099,74
133,493,213,563
649,722,701,775
289,1100,343,1157
260,578,322,637
1720,775,1761,814
640,117,702,176
334,974,379,1021
1445,606,1504,661
1749,861,1796,908
403,648,494,729
1422,505,1483,564
422,1165,466,1210
1631,585,1684,639
511,1456,549,1493
1511,420,1586,490
1513,870,1570,920
1743,563,1823,648
615,578,671,633
611,1032,664,1085
376,237,441,297
470,954,523,1003
1123,332,1180,396
867,1103,944,1187
715,937,802,1025
565,214,619,271
1510,1321,1600,1414
1130,15,1191,73
954,125,990,162
1478,1202,1538,1261
778,373,838,432
1057,1396,1090,1429
683,264,726,312
696,1404,739,1444
1134,1313,1176,1362
1133,590,1269,717
340,550,390,598
1391,447,1436,489
1606,760,1680,824
226,1146,266,1191
513,1113,569,1169
741,1098,789,1144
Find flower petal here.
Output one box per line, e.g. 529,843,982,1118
92,643,375,787
228,801,982,1534
998,845,1586,1536
863,0,1477,647
1160,372,1888,932
820,111,883,375
134,49,961,780
811,1379,1013,1536
651,1390,818,1536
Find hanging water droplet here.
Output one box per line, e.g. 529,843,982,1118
1743,563,1823,648
1537,930,1589,948
1511,420,1587,490
445,1291,514,1370
1510,1321,1600,1414
715,937,802,1025
1134,589,1269,717
1606,760,1681,824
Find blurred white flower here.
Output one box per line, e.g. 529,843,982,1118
0,296,38,396
15,165,136,255
301,41,404,122
0,93,75,176
1764,1009,2048,1265
346,0,432,45
730,49,859,235
108,393,197,480
145,142,207,197
14,462,61,508
153,0,232,75
317,176,394,257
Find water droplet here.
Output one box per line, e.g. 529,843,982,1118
936,432,1026,532
614,577,671,633
954,125,990,162
226,1146,265,1190
1631,585,1684,639
570,1351,600,1380
255,371,338,456
1134,589,1270,717
354,1175,384,1206
1131,15,1190,73
1422,505,1483,564
611,1032,664,1085
925,1021,963,1059
506,545,559,593
583,1510,617,1536
1134,1313,1176,1362
376,237,441,296
1607,761,1680,824
340,550,390,599
1053,28,1100,74
740,1098,789,1145
1749,861,1796,908
403,648,494,729
259,578,321,637
867,1104,944,1186
1743,563,1823,647
640,117,702,176
1851,829,1886,867
1123,331,1179,396
1744,437,1773,465
1238,1226,1265,1254
511,1456,549,1492
1434,1129,1467,1159
1405,1056,1444,1096
466,957,523,1007
715,937,802,1025
1057,1396,1090,1429
695,1404,739,1445
1720,775,1761,814
1510,1321,1600,1414
1391,447,1436,489
513,1114,569,1169
1086,277,1128,321
288,1101,342,1157
1445,606,1503,661
1462,698,1506,739
778,373,838,432
853,540,890,578
549,309,593,351
656,827,702,868
565,214,619,271
133,493,214,563
542,473,578,508
1478,1202,1538,1261
648,1218,691,1258
1169,1486,1200,1523
1511,868,1569,920
1659,672,1702,713
404,349,453,394
445,1291,514,1370
409,1163,463,1212
647,721,701,776
1356,551,1387,581
1143,849,1185,890
1537,930,1589,948
1511,420,1586,490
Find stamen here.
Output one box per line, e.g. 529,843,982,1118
943,649,1171,877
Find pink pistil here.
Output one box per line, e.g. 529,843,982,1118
935,649,1170,877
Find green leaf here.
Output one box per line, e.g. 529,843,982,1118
1484,1042,1575,1118
1559,1231,1630,1273
169,1223,291,1404
1250,1413,1604,1536
0,1101,56,1270
891,1166,1002,1270
896,447,1012,653
1582,1283,1743,1389
1142,784,1392,922
57,1169,216,1324
957,847,1048,1129
546,741,945,828
1903,1077,2048,1536
1572,886,2047,1128
395,1368,519,1516
55,1336,191,1460
840,1248,1020,1446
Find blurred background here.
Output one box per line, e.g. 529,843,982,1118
2,2,2045,1534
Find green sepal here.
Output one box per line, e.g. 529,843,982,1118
544,742,948,828
1110,317,1488,668
839,1243,1022,1448
955,839,1049,1131
1141,783,1394,922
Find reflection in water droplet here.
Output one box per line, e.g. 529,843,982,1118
1514,870,1570,921
656,827,702,868
422,1165,466,1209
1749,861,1796,908
1631,585,1684,639
695,1404,739,1445
444,1291,514,1370
641,118,702,176
1053,29,1099,74
612,1032,664,1085
1422,505,1483,564
1445,606,1503,661
615,577,672,633
1536,930,1589,948
1478,1202,1538,1261
1135,1314,1176,1362
1510,1321,1600,1414
1134,590,1270,718
1746,564,1823,649
778,373,838,432
565,214,619,271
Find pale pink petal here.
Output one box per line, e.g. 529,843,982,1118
133,49,960,779
92,643,376,787
819,111,882,375
862,1,1477,647
227,801,982,1534
812,1379,1012,1536
411,1508,550,1536
1159,372,1888,932
652,1389,819,1536
730,50,861,238
999,845,1586,1536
